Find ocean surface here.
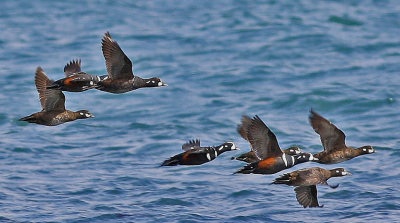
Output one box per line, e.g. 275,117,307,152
0,0,399,222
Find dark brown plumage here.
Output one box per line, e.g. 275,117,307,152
19,67,94,126
273,167,351,208
96,32,167,93
309,109,375,164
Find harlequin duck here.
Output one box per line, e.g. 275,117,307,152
309,109,375,164
273,167,351,208
19,67,95,126
234,115,314,174
96,32,167,94
47,59,106,92
161,139,239,166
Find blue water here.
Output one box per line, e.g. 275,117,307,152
0,0,399,222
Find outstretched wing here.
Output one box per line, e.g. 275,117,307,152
35,67,65,111
309,109,346,152
237,115,253,141
294,186,322,208
247,115,283,160
101,32,134,79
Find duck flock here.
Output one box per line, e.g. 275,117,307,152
19,32,376,208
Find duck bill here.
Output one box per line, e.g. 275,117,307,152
342,171,351,176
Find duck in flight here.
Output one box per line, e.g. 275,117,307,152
161,139,238,166
309,109,375,164
96,32,167,94
273,167,351,208
234,115,314,175
46,59,105,92
19,67,94,126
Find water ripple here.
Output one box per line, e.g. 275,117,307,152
0,0,399,222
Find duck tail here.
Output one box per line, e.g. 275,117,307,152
272,173,292,185
19,114,37,123
160,156,180,166
234,163,256,174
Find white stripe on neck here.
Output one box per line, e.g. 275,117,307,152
282,154,288,167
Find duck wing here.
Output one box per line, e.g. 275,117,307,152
247,115,283,160
309,109,346,152
35,67,65,111
102,32,134,79
237,115,253,141
182,139,201,151
64,59,82,77
294,185,322,208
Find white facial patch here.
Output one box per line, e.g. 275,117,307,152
89,81,94,85
85,113,92,117
206,153,211,161
369,149,374,153
158,82,163,86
